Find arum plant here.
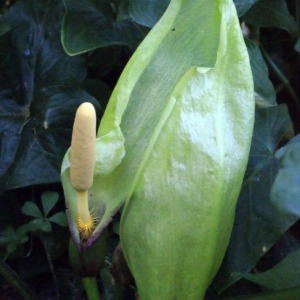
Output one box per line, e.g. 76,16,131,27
62,0,254,299
63,102,107,299
69,102,97,240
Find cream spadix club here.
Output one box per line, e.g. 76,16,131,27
70,102,96,240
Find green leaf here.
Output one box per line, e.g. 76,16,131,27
214,105,295,292
0,227,29,256
242,0,298,38
0,227,16,245
238,249,300,290
61,0,149,55
271,135,300,217
245,38,276,106
129,0,170,27
27,218,52,232
40,220,52,232
233,0,260,17
0,0,102,191
21,202,43,218
48,212,68,227
41,191,59,217
295,38,300,52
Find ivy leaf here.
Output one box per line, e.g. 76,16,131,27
61,0,149,55
271,135,300,217
233,0,260,17
21,202,43,218
238,249,300,290
48,212,68,227
214,105,296,292
245,38,276,106
41,191,59,217
0,0,101,192
129,0,170,27
242,0,299,38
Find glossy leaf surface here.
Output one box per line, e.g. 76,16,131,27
129,0,170,27
242,0,298,38
271,135,300,217
0,0,102,191
245,38,276,106
233,0,259,17
128,0,260,25
61,0,149,55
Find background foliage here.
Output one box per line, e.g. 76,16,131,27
0,0,299,299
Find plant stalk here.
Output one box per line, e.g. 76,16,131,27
261,47,299,106
82,277,101,300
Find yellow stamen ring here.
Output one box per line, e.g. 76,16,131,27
77,215,96,240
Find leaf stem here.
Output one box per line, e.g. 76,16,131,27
82,277,101,300
260,47,299,106
0,258,38,300
40,234,61,300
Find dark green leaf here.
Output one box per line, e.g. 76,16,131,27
238,249,300,290
27,218,52,232
214,105,296,292
245,38,276,106
271,135,300,217
61,0,149,55
17,224,31,236
129,0,170,27
21,202,43,218
0,0,102,191
257,232,300,273
0,227,16,245
48,212,68,227
40,220,52,232
242,0,298,38
0,22,10,36
233,0,259,17
41,191,59,217
0,227,29,255
295,38,300,52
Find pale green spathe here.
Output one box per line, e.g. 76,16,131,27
120,0,255,299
